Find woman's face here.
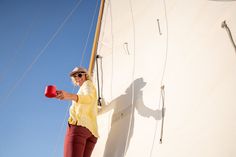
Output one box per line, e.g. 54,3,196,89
72,72,86,86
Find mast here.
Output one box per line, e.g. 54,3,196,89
88,0,105,76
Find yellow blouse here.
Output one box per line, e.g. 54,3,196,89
68,80,99,137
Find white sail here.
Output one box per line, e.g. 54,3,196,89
91,0,236,156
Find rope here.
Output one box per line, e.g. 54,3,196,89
150,0,169,156
160,0,169,86
0,0,83,107
95,55,102,106
159,85,165,144
79,0,100,66
149,89,163,156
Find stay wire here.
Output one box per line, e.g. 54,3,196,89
52,86,77,157
0,0,83,107
79,0,100,66
0,16,35,83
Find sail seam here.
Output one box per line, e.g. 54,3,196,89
109,0,115,101
124,0,136,155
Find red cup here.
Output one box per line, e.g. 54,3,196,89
45,85,57,98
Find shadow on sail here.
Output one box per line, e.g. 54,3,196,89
99,78,162,157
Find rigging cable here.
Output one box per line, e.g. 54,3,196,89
80,0,100,66
0,0,83,107
0,15,35,83
52,0,100,156
150,0,169,156
52,88,75,157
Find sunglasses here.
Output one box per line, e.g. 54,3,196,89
73,72,85,78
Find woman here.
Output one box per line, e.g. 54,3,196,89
55,67,99,157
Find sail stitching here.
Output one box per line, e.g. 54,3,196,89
109,0,115,101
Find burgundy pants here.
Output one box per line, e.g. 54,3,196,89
64,124,97,157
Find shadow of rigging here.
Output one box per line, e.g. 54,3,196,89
99,78,162,157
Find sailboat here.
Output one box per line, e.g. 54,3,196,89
88,0,236,156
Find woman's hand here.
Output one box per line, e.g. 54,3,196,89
55,90,78,102
55,90,66,100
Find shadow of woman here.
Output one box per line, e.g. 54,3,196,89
99,78,162,157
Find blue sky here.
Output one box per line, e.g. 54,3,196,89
0,0,100,156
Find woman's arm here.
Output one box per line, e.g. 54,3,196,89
55,90,78,102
